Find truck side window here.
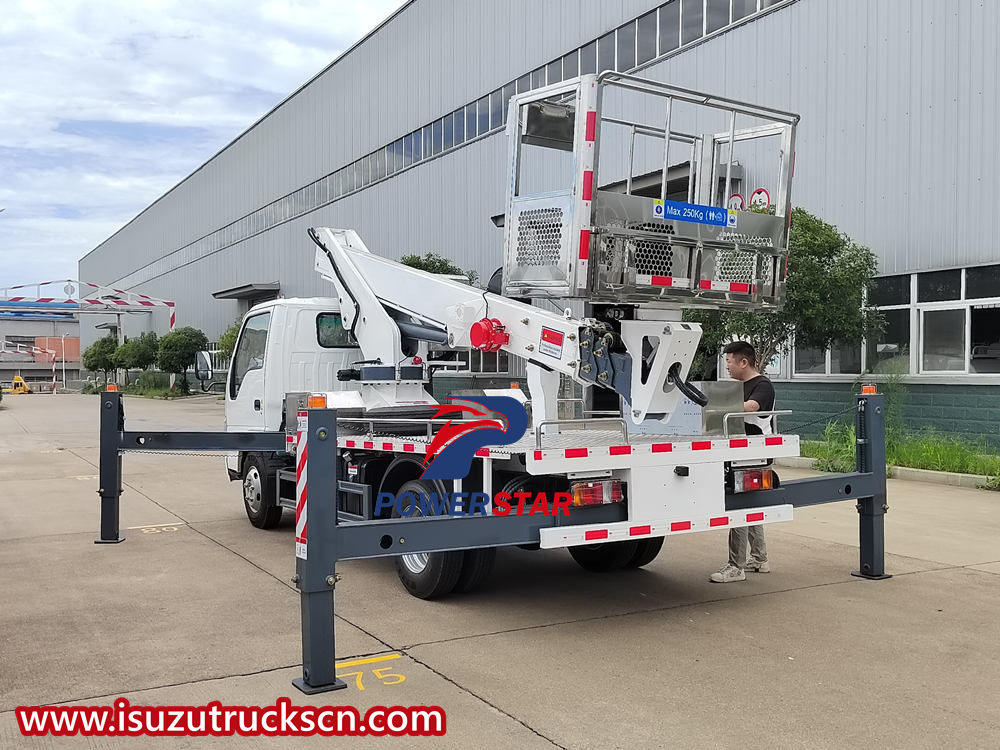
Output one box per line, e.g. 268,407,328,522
230,312,271,399
317,313,359,348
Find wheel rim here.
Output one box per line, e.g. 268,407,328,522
401,551,430,574
400,500,428,574
244,466,262,514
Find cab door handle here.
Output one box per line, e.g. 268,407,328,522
254,399,261,411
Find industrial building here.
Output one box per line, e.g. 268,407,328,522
80,0,1000,442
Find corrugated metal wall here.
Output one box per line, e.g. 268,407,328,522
81,0,1000,344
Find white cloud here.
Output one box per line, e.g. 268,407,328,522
0,0,404,289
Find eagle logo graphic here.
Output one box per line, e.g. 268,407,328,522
420,396,529,480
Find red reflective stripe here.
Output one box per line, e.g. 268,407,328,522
692,441,712,450
585,529,608,541
345,440,355,448
746,512,765,523
565,448,588,458
403,443,415,452
582,170,593,201
699,280,712,290
533,450,543,460
765,437,783,446
585,110,596,141
652,443,672,453
363,441,374,449
609,445,631,455
630,525,652,536
382,442,394,450
650,275,672,287
729,282,750,293
670,521,691,531
729,438,748,448
475,448,490,457
579,229,591,260
710,516,730,527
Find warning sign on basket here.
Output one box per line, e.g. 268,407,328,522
539,327,564,359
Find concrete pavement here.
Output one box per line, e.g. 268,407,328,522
1,394,998,748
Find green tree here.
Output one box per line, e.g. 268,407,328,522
157,326,209,380
686,207,881,373
131,331,159,370
217,318,242,360
400,252,464,275
82,335,118,381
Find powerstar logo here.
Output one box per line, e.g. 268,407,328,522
420,396,527,480
373,396,575,517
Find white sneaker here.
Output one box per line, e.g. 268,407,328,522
745,559,771,573
709,563,746,583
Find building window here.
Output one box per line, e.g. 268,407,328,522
452,107,465,146
870,274,910,306
530,66,546,89
516,73,530,94
465,102,477,140
966,264,1000,299
636,10,657,65
500,84,514,125
917,269,961,302
546,58,562,85
432,119,443,155
580,40,597,74
793,346,825,375
562,49,579,78
831,342,862,374
659,1,680,54
732,0,757,22
706,0,730,33
921,308,966,372
681,0,704,45
616,21,636,71
597,30,616,74
971,305,1000,373
443,113,454,151
478,95,490,134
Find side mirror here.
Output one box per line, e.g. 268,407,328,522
194,350,213,382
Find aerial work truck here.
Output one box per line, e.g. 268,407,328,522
217,72,803,599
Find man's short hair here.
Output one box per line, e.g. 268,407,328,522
723,341,757,367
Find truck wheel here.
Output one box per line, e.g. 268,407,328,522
454,548,497,593
625,537,664,568
392,480,464,599
568,540,639,572
242,455,282,529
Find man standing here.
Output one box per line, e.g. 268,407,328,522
710,341,775,583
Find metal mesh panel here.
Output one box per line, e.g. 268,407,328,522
632,238,675,276
515,208,563,267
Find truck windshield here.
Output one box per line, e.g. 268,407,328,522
317,313,359,348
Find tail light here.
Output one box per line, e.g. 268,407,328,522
733,468,774,493
571,479,624,506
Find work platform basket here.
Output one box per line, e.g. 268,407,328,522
501,72,798,310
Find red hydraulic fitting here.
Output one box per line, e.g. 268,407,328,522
469,318,509,352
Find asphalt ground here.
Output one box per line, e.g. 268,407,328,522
1,394,998,748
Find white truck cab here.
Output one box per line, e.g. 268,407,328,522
224,299,359,493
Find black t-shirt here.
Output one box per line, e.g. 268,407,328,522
743,375,775,435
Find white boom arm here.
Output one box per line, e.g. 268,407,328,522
310,227,702,423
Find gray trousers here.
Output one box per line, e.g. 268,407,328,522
729,525,767,567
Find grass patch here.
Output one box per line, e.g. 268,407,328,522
801,421,1000,487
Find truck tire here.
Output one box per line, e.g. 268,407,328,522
624,537,664,568
242,454,283,529
454,547,497,593
568,540,639,572
392,480,464,599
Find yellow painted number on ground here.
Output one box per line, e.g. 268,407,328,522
334,653,406,690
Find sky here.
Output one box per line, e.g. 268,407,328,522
0,0,404,291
